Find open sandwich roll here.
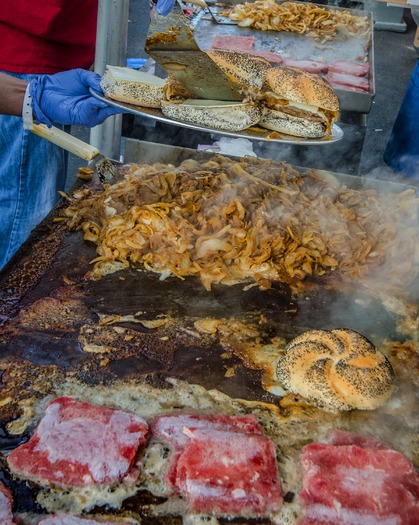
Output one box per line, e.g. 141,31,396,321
101,65,191,108
161,99,261,132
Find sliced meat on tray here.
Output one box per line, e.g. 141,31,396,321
209,36,283,64
7,396,149,487
38,516,128,525
282,58,328,74
298,437,419,525
328,60,370,77
211,35,255,52
176,427,283,517
327,71,370,92
0,482,14,525
150,413,282,517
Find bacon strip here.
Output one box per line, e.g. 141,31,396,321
327,71,370,92
328,60,370,77
282,58,328,74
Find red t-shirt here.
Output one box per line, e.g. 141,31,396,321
0,0,98,74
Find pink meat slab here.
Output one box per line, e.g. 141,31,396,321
175,427,283,517
150,413,264,490
211,35,255,52
282,58,328,74
299,442,419,524
7,396,149,487
328,429,390,449
327,71,370,92
39,516,128,525
151,413,263,448
328,60,370,77
0,482,14,525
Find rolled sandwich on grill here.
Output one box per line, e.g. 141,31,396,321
100,65,192,108
259,66,340,138
161,99,261,132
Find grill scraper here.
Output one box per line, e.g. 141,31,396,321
30,124,121,183
145,7,243,101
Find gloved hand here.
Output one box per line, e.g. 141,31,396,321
156,0,177,16
29,68,126,128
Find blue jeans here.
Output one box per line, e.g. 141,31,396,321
383,60,419,178
0,72,67,270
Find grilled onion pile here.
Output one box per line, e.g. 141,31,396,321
224,0,370,41
62,156,419,294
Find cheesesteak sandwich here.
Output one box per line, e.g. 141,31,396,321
259,66,340,138
204,49,272,95
161,98,261,132
100,65,192,108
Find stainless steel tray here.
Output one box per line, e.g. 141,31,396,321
192,5,375,113
92,90,344,146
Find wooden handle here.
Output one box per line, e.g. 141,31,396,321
31,124,100,161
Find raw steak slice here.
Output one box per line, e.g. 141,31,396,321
282,58,328,74
176,427,283,517
0,482,14,525
39,516,128,525
211,35,255,52
327,71,370,92
7,396,149,487
151,413,263,448
151,413,264,489
299,442,419,525
328,60,370,77
328,429,389,449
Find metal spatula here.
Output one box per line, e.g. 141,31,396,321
145,8,242,100
187,0,238,25
31,124,121,182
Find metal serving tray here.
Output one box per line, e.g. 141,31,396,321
92,90,344,145
192,4,375,113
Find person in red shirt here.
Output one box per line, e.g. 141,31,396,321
0,1,98,73
0,0,118,270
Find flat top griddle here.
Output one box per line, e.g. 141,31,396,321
0,149,417,522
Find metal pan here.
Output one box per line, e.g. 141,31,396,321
193,5,375,114
90,89,344,146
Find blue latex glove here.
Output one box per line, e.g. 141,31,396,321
29,69,125,128
156,0,176,16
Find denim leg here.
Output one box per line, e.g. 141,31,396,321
0,72,67,269
383,60,419,178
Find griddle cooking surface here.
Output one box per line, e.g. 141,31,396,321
0,156,417,521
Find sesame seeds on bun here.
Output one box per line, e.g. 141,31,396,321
276,329,396,411
259,106,327,138
161,99,261,132
263,66,340,112
101,66,166,108
205,49,272,92
258,66,340,138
